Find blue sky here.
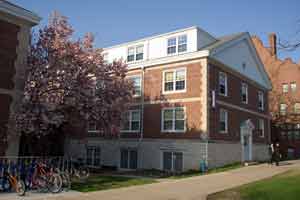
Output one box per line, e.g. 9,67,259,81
11,0,300,62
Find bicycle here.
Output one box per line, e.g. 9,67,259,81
64,158,90,180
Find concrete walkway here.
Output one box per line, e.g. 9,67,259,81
1,160,300,200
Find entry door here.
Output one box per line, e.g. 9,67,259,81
243,135,250,161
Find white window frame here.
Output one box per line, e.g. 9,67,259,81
127,75,142,97
162,68,187,94
219,72,228,96
282,83,289,93
161,107,186,133
167,34,187,55
294,103,300,114
258,91,264,110
121,110,141,133
219,109,228,134
291,82,297,92
87,121,101,133
241,83,248,104
127,45,144,63
161,151,184,172
280,103,287,115
258,119,265,138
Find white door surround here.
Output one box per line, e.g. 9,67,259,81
240,119,255,162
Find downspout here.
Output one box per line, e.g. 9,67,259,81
139,66,145,142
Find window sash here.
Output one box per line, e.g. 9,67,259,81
163,69,186,93
294,103,300,114
259,119,264,137
122,110,140,132
241,83,248,103
219,109,228,133
282,84,289,93
129,76,142,96
162,108,185,132
258,91,264,110
280,104,287,115
136,45,144,61
219,72,227,96
291,82,297,92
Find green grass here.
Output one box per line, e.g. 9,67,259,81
207,169,300,200
71,175,156,192
169,162,243,179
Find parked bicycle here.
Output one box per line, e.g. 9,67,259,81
64,157,90,180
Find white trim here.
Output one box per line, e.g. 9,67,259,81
258,91,264,111
216,100,270,119
258,118,265,138
241,82,248,104
218,71,228,97
219,108,228,134
161,107,186,133
166,34,188,55
130,97,202,106
161,151,184,172
126,44,144,63
127,74,142,97
162,67,187,94
0,1,41,24
120,110,141,133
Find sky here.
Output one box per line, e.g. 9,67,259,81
11,0,300,63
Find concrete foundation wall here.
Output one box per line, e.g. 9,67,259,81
65,138,269,171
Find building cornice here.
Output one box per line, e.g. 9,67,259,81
0,1,41,25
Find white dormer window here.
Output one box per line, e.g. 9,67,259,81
127,45,144,62
241,83,248,104
127,47,135,62
167,34,187,55
167,37,177,54
178,35,187,53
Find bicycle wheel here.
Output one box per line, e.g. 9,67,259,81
60,172,71,191
78,166,90,180
16,180,26,196
47,173,62,193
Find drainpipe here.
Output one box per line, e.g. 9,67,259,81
139,66,145,142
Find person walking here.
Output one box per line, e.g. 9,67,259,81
268,143,275,165
274,142,280,166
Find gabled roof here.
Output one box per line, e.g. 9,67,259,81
0,0,41,25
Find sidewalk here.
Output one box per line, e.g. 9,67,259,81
1,160,299,200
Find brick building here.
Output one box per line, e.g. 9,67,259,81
253,34,300,159
65,26,272,171
0,1,40,156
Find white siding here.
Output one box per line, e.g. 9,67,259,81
103,27,214,67
212,39,266,88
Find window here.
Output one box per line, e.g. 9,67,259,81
163,68,186,93
129,75,142,97
127,47,135,62
167,37,177,54
178,35,187,53
258,91,264,110
282,83,289,93
294,103,300,114
120,149,138,169
136,45,144,61
167,34,187,55
291,82,297,92
102,53,108,63
87,121,98,132
258,119,265,137
121,110,141,132
86,146,101,167
162,107,185,132
162,151,183,172
219,72,227,96
127,45,144,62
241,83,248,104
219,109,228,133
280,103,287,115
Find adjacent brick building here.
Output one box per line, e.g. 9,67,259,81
253,34,300,159
65,26,272,171
0,1,40,156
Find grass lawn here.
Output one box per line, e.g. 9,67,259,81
71,175,156,192
207,169,300,200
169,162,243,179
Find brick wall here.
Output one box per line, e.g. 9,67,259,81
208,62,270,143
